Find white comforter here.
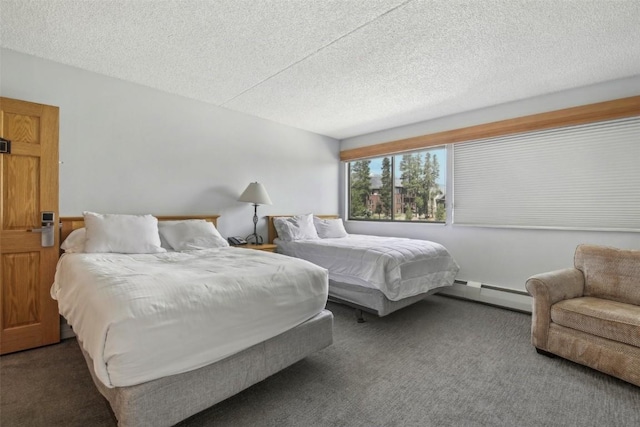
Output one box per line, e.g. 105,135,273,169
51,247,328,388
275,235,459,301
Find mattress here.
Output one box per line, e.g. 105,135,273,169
50,247,328,388
275,234,459,301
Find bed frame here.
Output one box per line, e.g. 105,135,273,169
59,215,334,427
267,215,440,322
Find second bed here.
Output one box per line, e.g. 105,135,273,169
268,215,459,319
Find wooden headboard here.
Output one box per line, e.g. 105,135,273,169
267,215,339,244
60,215,220,243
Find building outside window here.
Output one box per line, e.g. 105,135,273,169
348,147,446,222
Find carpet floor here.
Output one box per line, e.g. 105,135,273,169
1,295,639,426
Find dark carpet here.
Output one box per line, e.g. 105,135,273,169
1,296,639,426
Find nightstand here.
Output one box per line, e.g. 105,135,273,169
238,243,277,253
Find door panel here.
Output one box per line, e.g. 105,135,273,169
0,97,59,354
2,252,40,327
4,155,40,230
4,113,40,144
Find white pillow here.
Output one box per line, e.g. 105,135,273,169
83,212,166,254
159,220,228,251
274,214,319,241
157,220,206,250
273,218,295,241
60,228,87,253
313,217,348,238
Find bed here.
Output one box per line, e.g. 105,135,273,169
268,214,459,321
53,214,333,427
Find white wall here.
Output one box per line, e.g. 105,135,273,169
1,49,339,239
340,75,640,291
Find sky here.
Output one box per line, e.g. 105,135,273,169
368,148,447,189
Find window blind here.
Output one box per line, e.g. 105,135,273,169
453,116,640,231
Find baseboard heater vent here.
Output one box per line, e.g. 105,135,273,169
60,316,75,340
453,280,530,296
442,280,532,313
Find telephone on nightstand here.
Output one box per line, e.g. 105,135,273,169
227,236,248,246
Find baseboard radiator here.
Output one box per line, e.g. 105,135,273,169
437,280,532,314
60,316,75,339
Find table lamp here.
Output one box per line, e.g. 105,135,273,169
238,182,272,244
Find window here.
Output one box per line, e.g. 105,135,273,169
342,96,640,230
348,147,446,222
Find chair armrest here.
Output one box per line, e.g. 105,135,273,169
526,268,585,304
525,268,585,349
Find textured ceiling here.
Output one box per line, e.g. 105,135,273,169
2,0,640,139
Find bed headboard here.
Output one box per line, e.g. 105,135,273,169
60,215,220,243
267,215,339,244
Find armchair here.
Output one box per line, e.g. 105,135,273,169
525,244,640,387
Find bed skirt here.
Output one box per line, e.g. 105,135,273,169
328,280,444,316
79,309,334,427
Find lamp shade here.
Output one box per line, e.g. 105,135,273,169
238,182,272,205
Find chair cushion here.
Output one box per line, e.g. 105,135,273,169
551,297,640,348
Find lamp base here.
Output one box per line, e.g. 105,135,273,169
245,233,263,245
246,204,263,245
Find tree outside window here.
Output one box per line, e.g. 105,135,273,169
348,147,446,222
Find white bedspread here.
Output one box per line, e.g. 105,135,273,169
275,235,459,301
50,247,328,388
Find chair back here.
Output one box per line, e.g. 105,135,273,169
574,244,640,305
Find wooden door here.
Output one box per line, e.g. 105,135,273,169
0,97,60,354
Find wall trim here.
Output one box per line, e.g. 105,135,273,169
340,95,640,161
438,281,532,314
